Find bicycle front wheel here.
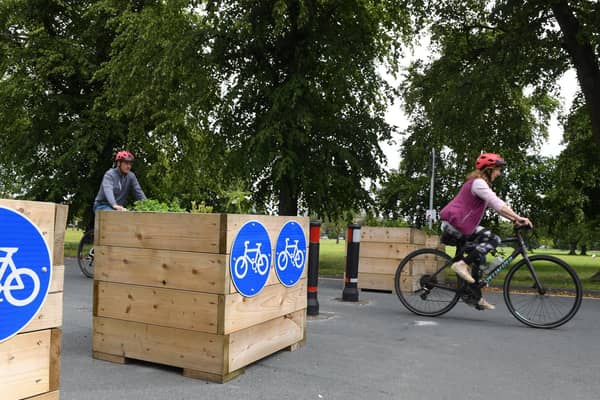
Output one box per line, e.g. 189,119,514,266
77,230,95,279
504,255,582,329
394,248,460,317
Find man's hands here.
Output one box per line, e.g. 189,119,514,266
112,204,127,211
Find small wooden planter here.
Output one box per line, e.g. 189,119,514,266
358,226,443,293
0,199,67,400
92,212,308,383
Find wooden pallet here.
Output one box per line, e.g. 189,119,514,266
93,212,309,383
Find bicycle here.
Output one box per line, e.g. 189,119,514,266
277,238,305,271
0,247,41,306
77,230,95,279
234,240,269,279
394,227,583,329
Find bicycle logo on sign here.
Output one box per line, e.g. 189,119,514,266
0,247,42,307
277,238,305,271
234,240,270,279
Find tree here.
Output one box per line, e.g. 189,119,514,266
206,0,416,217
0,1,123,227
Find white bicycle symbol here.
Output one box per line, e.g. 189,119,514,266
234,241,270,279
0,247,41,307
277,238,305,271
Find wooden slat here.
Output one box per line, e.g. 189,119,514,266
223,279,307,335
359,242,420,259
0,330,51,400
21,293,63,333
49,329,61,392
228,310,306,372
358,272,395,293
358,257,401,275
224,215,310,255
93,317,225,374
360,227,413,243
95,282,219,334
23,391,59,400
96,211,225,253
95,245,229,294
48,265,64,294
0,200,56,263
52,204,68,267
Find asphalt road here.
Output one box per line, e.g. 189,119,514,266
60,258,600,400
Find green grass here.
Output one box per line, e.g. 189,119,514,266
65,228,84,258
316,240,600,292
63,231,600,291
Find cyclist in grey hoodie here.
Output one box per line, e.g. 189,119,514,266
93,150,146,212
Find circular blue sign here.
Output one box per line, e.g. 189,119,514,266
230,221,272,297
0,206,52,343
275,221,307,287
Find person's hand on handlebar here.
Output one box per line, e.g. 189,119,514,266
515,216,533,228
112,204,127,211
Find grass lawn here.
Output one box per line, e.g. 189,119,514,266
63,231,600,291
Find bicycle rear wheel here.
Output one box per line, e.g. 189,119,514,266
504,255,582,329
77,230,94,279
394,248,460,317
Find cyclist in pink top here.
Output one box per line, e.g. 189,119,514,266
439,153,533,310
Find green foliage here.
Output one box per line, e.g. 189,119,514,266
132,198,185,213
190,201,214,214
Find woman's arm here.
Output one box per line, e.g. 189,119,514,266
498,205,533,227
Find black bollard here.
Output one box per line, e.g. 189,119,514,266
342,223,361,302
307,221,321,316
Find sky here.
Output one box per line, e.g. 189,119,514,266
379,55,580,171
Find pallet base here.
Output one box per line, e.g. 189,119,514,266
23,391,59,400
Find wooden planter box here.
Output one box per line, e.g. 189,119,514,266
92,212,308,383
0,199,67,400
358,226,444,293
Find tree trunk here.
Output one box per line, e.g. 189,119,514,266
278,174,298,216
580,244,587,256
568,241,577,255
551,1,600,148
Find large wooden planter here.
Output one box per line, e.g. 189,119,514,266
358,226,443,293
0,199,67,400
92,212,308,383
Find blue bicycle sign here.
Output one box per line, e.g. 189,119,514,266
275,221,306,287
0,206,52,343
230,221,272,297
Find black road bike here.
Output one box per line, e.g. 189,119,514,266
77,230,94,278
394,227,583,329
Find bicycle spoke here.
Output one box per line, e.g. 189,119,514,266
395,249,460,317
504,255,582,329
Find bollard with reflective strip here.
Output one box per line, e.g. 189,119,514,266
342,223,361,302
307,221,321,316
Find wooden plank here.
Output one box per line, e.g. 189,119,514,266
96,211,225,253
49,329,61,392
93,317,225,375
48,265,64,294
228,309,305,372
222,279,307,335
224,215,310,255
52,204,68,267
95,282,219,334
358,272,395,293
0,330,51,400
411,229,427,245
23,391,60,400
360,227,413,243
358,257,401,275
0,199,56,263
21,293,63,333
94,245,229,294
424,234,441,248
182,368,244,383
359,242,420,259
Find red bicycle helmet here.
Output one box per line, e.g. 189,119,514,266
475,153,506,170
115,150,135,162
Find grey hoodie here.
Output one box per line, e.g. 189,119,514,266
93,168,146,208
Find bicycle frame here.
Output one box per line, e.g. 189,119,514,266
429,228,545,293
